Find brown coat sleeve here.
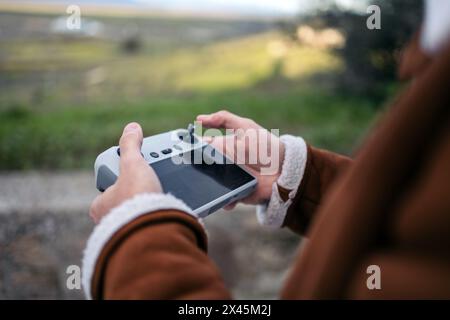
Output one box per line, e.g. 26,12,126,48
282,145,353,235
91,210,231,299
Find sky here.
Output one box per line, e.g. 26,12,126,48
3,0,367,17
131,0,302,15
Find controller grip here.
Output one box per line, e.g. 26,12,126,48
96,165,118,192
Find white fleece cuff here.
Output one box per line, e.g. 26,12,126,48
82,193,194,300
421,0,450,55
257,135,307,228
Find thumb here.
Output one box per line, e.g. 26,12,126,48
119,122,143,167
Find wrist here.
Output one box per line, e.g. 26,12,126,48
256,135,308,228
277,135,307,193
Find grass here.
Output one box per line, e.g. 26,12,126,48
0,18,382,170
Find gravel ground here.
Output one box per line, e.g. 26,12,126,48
0,171,301,299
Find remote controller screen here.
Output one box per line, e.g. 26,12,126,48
150,147,254,210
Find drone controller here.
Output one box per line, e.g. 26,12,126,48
94,124,257,218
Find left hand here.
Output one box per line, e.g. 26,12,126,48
89,122,163,223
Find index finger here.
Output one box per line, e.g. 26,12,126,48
197,110,254,130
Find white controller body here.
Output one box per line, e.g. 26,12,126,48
94,129,257,217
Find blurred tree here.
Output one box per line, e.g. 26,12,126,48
120,23,143,54
292,0,424,102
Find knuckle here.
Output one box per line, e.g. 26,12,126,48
118,135,129,147
119,131,134,145
217,110,230,117
243,117,254,125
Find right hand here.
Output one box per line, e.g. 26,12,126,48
196,110,285,210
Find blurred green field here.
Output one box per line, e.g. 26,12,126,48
0,16,382,170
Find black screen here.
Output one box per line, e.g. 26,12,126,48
150,147,254,209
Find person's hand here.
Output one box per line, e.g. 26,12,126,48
197,110,285,210
89,122,163,223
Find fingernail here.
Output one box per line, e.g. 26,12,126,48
124,122,139,132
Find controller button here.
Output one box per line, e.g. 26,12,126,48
150,152,159,158
162,148,172,154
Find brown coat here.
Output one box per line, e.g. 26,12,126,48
90,37,450,299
